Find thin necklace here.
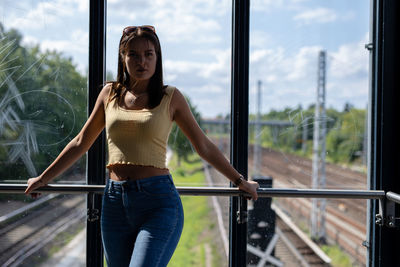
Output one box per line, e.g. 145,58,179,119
128,91,148,105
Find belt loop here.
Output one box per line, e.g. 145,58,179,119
107,179,112,194
136,179,141,192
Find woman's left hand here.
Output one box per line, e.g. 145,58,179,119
238,180,260,201
25,176,47,198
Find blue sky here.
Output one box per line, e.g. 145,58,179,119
1,0,370,118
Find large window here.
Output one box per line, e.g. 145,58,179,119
1,1,399,267
0,1,89,265
248,1,370,266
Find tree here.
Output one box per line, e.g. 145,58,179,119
0,23,87,181
168,95,202,166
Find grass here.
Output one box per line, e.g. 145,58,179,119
321,244,354,267
168,153,223,267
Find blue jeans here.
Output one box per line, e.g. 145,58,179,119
101,175,184,267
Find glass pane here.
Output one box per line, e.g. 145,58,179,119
0,1,89,184
248,1,369,266
0,194,87,266
106,0,232,188
1,1,89,266
106,1,232,265
169,158,228,266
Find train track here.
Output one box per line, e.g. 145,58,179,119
213,138,368,265
274,205,331,267
252,147,368,265
205,160,331,266
0,195,86,266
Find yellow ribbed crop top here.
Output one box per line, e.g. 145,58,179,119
105,86,175,169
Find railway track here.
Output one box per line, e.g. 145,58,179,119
253,147,368,265
0,195,86,266
205,161,331,266
274,205,330,267
212,137,368,265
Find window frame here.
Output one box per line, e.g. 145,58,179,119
0,0,399,266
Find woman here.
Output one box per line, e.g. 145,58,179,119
25,25,259,267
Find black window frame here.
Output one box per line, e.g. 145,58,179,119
368,0,400,266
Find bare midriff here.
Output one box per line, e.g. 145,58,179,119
108,164,170,181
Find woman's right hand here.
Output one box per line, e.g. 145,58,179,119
25,176,47,198
238,180,260,201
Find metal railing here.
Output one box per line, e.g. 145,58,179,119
0,184,386,199
386,191,400,204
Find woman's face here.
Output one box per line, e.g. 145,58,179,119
124,37,157,82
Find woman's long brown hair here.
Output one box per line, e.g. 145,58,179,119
106,27,165,109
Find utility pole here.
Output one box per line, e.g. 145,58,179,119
311,50,327,242
253,80,262,176
302,117,309,155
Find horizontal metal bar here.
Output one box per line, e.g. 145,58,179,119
386,191,400,204
0,184,386,199
202,119,294,126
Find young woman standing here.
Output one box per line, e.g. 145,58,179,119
25,25,259,267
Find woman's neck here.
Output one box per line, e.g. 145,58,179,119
128,79,149,95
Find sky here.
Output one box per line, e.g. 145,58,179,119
0,0,370,118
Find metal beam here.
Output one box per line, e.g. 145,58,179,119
230,0,250,266
1,184,385,199
87,1,106,266
370,0,400,266
386,192,400,205
202,119,293,127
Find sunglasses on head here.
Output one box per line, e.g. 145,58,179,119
123,25,156,35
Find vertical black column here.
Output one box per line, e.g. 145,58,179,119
370,0,400,266
229,0,249,266
87,1,106,266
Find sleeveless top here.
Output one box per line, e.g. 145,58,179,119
105,86,175,169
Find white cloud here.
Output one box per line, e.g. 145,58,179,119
5,0,86,30
248,34,369,113
293,8,337,25
250,49,274,63
329,33,369,79
285,45,321,81
250,30,272,49
251,0,308,12
107,0,229,45
24,29,88,55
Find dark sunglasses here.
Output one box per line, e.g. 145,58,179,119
123,25,156,35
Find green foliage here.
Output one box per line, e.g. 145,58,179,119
168,95,203,166
168,154,222,266
249,104,366,165
0,23,87,181
326,108,366,163
321,244,353,267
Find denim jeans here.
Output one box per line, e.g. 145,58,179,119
101,175,184,267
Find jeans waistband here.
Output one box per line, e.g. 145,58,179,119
107,174,173,192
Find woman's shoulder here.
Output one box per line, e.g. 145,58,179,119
164,85,177,95
100,82,113,96
100,82,114,107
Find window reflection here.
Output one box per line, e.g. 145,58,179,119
0,1,89,184
0,1,88,266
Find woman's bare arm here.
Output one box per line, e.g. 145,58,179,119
170,89,259,200
25,84,111,195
